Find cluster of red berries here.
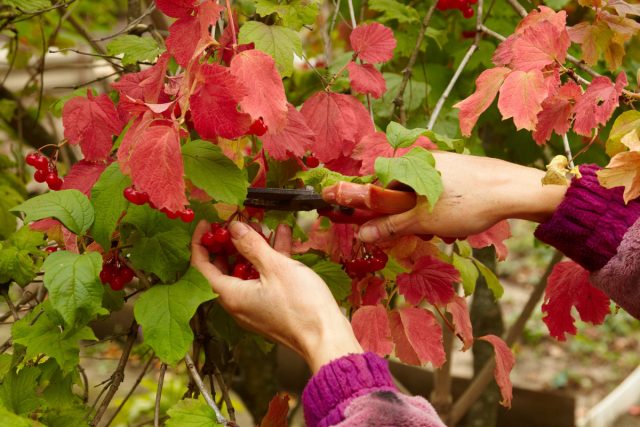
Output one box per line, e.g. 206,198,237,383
437,0,477,18
100,254,135,291
344,246,389,279
201,222,260,280
25,152,64,190
123,186,195,222
304,154,320,168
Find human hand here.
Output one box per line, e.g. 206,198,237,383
324,151,568,242
191,220,362,373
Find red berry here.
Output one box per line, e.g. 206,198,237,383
247,265,260,280
161,208,180,219
369,253,388,272
25,153,40,167
118,265,135,284
247,118,268,136
123,187,149,205
210,222,221,232
34,169,47,183
224,239,238,256
232,262,250,279
46,173,63,191
212,228,230,244
100,263,118,284
180,208,195,223
110,275,126,291
462,7,474,18
305,155,320,168
207,242,223,254
201,231,216,247
44,246,58,253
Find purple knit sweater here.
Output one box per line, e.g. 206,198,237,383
302,164,640,427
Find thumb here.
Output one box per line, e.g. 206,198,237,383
358,209,423,243
228,221,276,271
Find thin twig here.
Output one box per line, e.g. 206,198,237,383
213,365,236,422
79,365,89,403
345,0,357,28
505,0,527,17
562,134,575,169
104,353,155,426
392,1,438,124
184,353,229,425
0,290,35,322
2,292,20,321
91,322,139,426
154,363,167,427
53,71,119,90
449,250,563,426
64,13,123,74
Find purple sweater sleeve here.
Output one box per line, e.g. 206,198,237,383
302,353,445,427
535,164,640,317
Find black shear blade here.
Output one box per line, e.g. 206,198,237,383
244,188,331,211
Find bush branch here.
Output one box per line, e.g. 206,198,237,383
184,353,230,426
506,0,527,18
154,363,167,427
104,353,155,426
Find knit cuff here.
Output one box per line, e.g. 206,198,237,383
534,164,640,271
302,352,397,427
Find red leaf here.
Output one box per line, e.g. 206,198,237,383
573,73,627,136
447,295,474,351
454,67,511,137
349,23,397,64
112,53,170,104
353,131,436,174
347,62,386,98
128,123,188,212
61,160,109,196
388,307,445,368
62,92,124,162
352,305,394,356
165,1,223,66
117,115,153,174
156,0,196,18
259,393,290,427
261,104,315,160
511,21,570,72
542,261,611,341
396,255,460,306
467,220,512,261
379,235,439,270
189,63,252,140
324,155,362,175
349,276,387,308
497,69,548,131
293,221,355,263
230,50,288,133
300,92,374,162
516,6,567,33
479,335,514,408
533,81,582,145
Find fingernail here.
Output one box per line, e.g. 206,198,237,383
229,221,251,239
358,225,380,242
322,187,336,201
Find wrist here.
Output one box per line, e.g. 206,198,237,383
301,317,364,374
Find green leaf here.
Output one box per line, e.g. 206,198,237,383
296,256,351,301
368,0,420,23
106,35,164,66
373,73,427,118
90,163,131,250
375,147,443,208
42,251,104,326
11,190,94,235
386,121,426,149
166,398,222,427
0,367,43,415
0,405,44,426
5,0,50,12
12,302,96,373
606,110,640,156
423,130,465,152
0,227,45,287
239,21,302,77
473,259,503,299
452,253,479,296
455,240,473,258
182,140,248,206
125,205,191,283
134,268,216,365
294,167,374,192
255,0,320,30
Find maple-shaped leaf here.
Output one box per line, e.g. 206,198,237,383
261,104,315,161
397,255,460,306
516,6,567,32
510,21,570,72
479,335,515,408
388,307,445,367
447,295,474,351
323,155,362,175
533,81,582,145
497,69,548,131
347,62,387,99
349,276,387,308
353,131,435,174
230,49,288,133
156,0,196,18
351,304,394,356
349,22,397,64
190,63,252,140
112,52,169,104
62,92,124,161
293,220,355,263
165,1,224,66
61,160,109,196
128,123,188,212
573,73,627,136
300,92,374,162
454,67,511,136
259,393,289,427
467,220,512,261
542,261,611,341
597,151,640,203
378,235,439,270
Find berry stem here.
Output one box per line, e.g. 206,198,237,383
225,0,237,47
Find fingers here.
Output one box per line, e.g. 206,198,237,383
322,182,416,214
273,224,292,256
191,220,240,294
228,221,277,272
357,208,426,243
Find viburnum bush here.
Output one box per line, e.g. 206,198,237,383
1,0,639,425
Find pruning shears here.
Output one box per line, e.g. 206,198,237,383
244,183,417,224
